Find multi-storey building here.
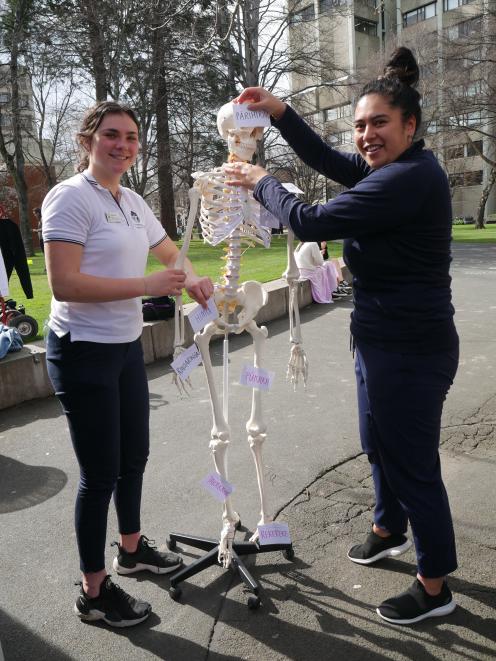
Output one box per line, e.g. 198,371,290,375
286,0,495,220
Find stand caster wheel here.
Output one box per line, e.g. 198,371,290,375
167,537,177,551
247,595,261,610
283,547,295,561
169,586,182,601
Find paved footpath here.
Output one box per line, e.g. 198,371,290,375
0,243,495,660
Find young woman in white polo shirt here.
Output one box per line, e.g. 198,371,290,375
43,101,214,628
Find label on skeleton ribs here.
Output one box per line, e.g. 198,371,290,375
188,297,219,332
240,365,275,391
233,103,271,128
259,207,281,229
257,522,291,546
201,472,235,502
171,343,202,380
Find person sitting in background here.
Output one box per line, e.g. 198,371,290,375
294,241,340,303
318,240,352,297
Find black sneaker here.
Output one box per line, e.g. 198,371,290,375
377,579,456,625
74,575,151,628
112,535,183,575
332,290,348,301
347,529,412,565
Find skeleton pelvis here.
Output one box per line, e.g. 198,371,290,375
214,280,268,327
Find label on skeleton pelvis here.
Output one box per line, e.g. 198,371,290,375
257,522,291,546
233,103,271,128
201,472,235,502
240,364,275,391
171,343,202,380
188,297,219,332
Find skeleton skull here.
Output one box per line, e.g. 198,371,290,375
217,102,264,162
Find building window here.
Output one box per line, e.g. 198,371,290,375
447,16,482,40
0,114,12,128
328,129,353,146
290,4,315,24
403,2,436,27
443,0,474,11
323,103,352,121
466,140,483,157
446,145,464,160
319,0,348,12
354,16,378,36
0,92,11,104
464,170,483,186
449,170,483,187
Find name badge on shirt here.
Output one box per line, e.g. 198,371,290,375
105,212,122,223
131,211,145,228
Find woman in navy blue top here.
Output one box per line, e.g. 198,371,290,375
225,47,459,625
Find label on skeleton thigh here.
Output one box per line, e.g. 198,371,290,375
233,103,271,128
188,297,219,332
201,472,235,502
240,365,275,392
257,522,291,546
171,343,202,380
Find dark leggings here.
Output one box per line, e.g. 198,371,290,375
355,340,459,578
46,330,149,573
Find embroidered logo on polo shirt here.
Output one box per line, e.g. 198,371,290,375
130,211,145,227
105,212,122,223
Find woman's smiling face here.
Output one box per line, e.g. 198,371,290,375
354,93,416,169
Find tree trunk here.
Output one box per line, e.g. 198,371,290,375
152,13,176,239
475,166,496,229
82,0,108,101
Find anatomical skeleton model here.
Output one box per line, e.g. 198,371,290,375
171,102,307,583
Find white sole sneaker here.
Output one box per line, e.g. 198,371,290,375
347,538,413,565
112,557,182,575
376,598,457,625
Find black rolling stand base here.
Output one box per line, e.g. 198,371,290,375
167,531,295,609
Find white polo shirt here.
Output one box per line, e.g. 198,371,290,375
42,171,167,343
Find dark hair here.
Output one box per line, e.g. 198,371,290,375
75,101,140,173
359,47,422,135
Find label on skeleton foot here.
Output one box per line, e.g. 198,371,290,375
240,365,275,391
188,297,219,332
201,472,235,502
233,103,271,128
257,522,291,545
171,343,202,380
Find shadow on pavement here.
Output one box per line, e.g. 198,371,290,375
0,609,74,661
0,455,67,513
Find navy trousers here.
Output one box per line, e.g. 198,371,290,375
46,330,150,573
355,340,459,578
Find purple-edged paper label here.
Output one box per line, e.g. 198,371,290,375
240,365,275,391
188,297,219,333
201,472,235,502
171,343,202,380
257,522,291,546
233,103,271,128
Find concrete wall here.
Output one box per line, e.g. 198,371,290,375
0,276,323,412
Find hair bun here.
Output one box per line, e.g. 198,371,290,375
383,47,419,87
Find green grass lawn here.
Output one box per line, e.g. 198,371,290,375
6,225,494,342
6,235,343,341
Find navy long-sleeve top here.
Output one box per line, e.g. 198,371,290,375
253,106,458,354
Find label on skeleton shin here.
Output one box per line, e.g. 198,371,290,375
240,365,275,391
233,103,271,128
257,522,291,546
171,343,202,380
188,297,219,332
201,472,235,502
